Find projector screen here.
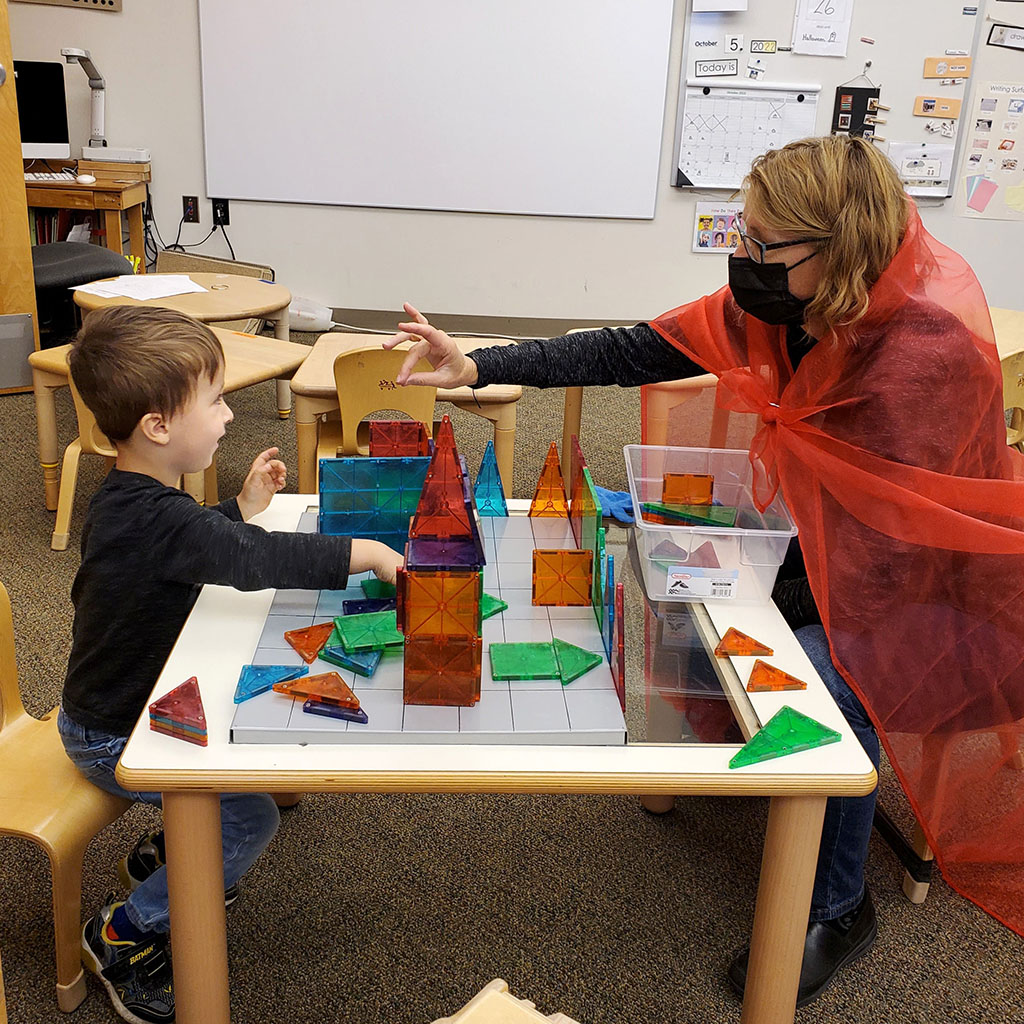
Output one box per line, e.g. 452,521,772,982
198,0,675,219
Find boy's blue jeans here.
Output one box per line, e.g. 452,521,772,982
794,626,881,922
58,707,279,936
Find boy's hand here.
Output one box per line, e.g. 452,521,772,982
372,544,405,586
237,447,287,521
350,539,404,585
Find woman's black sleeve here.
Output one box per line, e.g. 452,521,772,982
469,323,705,389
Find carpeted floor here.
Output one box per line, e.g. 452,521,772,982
1,332,1021,1024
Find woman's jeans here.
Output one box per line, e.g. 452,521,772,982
58,707,279,936
794,626,881,922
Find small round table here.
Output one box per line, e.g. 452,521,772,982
73,273,294,416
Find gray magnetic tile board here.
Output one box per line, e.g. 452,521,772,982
229,511,626,746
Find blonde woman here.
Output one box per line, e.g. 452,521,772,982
386,135,1024,1005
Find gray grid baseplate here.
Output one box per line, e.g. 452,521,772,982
229,512,626,745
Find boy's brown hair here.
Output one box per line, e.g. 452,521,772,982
69,307,224,442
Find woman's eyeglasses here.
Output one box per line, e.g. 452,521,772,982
735,213,829,265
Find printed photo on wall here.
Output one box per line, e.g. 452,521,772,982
692,201,743,254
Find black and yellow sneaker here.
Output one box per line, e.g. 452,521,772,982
81,899,174,1024
119,828,238,906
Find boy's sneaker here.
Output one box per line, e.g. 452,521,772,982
81,899,174,1024
119,828,239,906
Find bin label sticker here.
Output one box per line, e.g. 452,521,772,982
666,566,739,599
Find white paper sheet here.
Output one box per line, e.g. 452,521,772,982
792,0,856,57
72,275,209,300
886,142,955,197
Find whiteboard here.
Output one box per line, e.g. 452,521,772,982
198,0,675,219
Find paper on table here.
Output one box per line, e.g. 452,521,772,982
72,275,208,300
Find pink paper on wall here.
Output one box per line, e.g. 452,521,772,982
967,177,999,213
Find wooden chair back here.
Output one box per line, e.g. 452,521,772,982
0,584,25,732
0,581,132,1010
1001,349,1024,450
327,347,437,456
68,376,116,458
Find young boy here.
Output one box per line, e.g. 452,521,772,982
59,306,403,1024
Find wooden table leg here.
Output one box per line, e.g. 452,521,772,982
103,210,124,255
0,947,7,1024
271,308,293,418
127,204,146,273
294,396,318,493
741,794,826,1024
32,371,60,510
163,792,230,1024
561,386,583,495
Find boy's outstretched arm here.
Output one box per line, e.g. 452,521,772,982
236,447,287,521
350,539,404,585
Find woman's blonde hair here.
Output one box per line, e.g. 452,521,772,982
742,135,908,335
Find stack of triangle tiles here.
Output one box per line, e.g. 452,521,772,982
397,415,487,706
149,677,208,746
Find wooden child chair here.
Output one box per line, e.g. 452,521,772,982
1001,348,1024,451
432,979,582,1024
0,582,131,1011
316,347,437,460
51,376,217,551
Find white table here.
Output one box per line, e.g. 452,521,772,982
116,495,875,1024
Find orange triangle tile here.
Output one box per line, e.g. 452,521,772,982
284,621,336,663
273,671,361,709
745,659,808,693
714,627,774,658
530,441,568,517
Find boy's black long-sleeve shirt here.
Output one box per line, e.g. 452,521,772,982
63,469,353,736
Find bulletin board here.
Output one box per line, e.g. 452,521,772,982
955,0,1024,221
672,0,987,199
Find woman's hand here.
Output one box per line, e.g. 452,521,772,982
383,302,479,389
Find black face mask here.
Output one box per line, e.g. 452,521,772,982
727,253,814,325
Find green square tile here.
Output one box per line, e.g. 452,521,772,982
332,610,404,651
489,642,559,680
361,579,397,600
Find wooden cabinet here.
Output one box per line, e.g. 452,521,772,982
0,0,40,394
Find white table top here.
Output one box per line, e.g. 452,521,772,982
117,495,875,797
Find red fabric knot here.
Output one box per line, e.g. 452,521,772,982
762,403,780,424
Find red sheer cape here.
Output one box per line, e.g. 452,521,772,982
649,205,1024,935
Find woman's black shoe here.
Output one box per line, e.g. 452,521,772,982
727,888,877,1008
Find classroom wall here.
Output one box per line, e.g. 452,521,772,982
9,0,1022,319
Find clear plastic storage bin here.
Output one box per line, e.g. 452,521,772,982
624,445,798,605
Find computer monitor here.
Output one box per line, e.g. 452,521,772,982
14,60,71,160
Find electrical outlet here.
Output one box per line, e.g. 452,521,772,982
182,195,199,223
211,198,230,226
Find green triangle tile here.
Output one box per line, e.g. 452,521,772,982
552,637,603,685
481,592,508,621
729,706,842,769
